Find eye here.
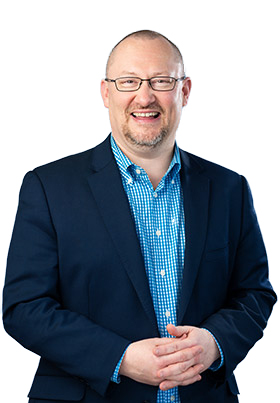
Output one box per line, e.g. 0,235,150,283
119,78,138,86
154,78,172,84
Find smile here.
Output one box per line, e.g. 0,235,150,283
131,112,160,118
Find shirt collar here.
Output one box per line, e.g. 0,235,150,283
110,134,181,181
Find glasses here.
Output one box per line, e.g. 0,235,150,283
105,76,186,92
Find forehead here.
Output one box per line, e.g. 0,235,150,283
107,37,182,77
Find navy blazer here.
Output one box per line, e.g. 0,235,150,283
3,135,276,403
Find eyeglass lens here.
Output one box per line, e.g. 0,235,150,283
115,77,176,91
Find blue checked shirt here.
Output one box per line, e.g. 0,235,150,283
110,135,223,403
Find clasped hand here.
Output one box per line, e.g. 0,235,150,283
119,324,220,391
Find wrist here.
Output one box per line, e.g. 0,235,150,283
201,328,224,370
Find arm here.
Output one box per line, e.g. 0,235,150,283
2,171,130,397
200,176,277,380
3,171,204,394
152,176,276,388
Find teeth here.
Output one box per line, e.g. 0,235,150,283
133,112,159,117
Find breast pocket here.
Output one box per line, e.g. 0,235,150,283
204,243,229,262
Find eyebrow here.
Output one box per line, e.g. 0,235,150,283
118,71,172,77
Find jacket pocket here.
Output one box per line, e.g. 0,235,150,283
205,243,229,262
28,375,86,401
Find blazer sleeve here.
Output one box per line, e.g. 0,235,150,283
201,175,277,382
2,171,130,397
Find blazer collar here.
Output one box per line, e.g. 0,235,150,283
178,149,210,323
89,135,114,172
87,135,159,333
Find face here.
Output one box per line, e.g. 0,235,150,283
101,37,191,155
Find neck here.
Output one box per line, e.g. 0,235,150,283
114,137,175,190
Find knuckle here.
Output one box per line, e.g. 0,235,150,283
153,369,162,382
174,372,185,383
157,354,164,364
160,356,168,367
179,361,187,372
174,342,180,352
179,351,187,361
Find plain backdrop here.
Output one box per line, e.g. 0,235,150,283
1,1,279,402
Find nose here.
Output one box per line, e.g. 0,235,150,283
134,80,156,106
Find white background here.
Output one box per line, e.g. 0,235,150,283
0,1,279,401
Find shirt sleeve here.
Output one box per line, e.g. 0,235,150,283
111,346,130,383
202,328,224,371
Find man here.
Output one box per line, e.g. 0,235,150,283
3,30,276,403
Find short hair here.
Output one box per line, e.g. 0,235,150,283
105,30,185,76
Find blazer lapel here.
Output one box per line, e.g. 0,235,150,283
87,137,158,333
178,151,210,324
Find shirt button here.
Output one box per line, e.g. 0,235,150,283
153,192,158,198
171,179,175,184
171,218,176,224
127,178,133,184
156,230,161,237
160,269,165,277
170,396,175,402
165,310,171,318
136,168,141,174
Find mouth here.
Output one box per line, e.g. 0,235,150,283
131,111,161,121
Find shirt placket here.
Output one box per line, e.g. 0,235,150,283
152,180,180,403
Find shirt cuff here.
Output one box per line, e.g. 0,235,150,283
110,346,130,384
201,328,224,371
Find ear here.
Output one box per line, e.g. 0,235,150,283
182,77,192,107
100,79,109,109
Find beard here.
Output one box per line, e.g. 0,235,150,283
123,126,169,149
121,102,169,149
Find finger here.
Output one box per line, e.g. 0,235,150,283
154,337,178,346
158,353,203,379
154,337,200,356
159,366,202,391
156,345,203,374
159,375,202,391
153,335,186,356
167,324,191,338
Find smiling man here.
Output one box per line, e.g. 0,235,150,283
101,34,190,191
3,30,276,403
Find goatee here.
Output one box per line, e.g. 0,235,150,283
123,128,168,149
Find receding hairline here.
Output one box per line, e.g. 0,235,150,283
105,30,185,76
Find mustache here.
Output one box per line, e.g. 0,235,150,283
126,102,164,114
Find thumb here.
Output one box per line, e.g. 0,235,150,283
166,324,191,338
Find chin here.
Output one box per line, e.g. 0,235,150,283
124,128,169,149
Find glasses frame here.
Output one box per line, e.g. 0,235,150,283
105,76,186,92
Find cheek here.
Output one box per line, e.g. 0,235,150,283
165,100,182,119
160,92,182,113
109,99,131,128
113,91,135,105
110,97,135,118
167,103,183,129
